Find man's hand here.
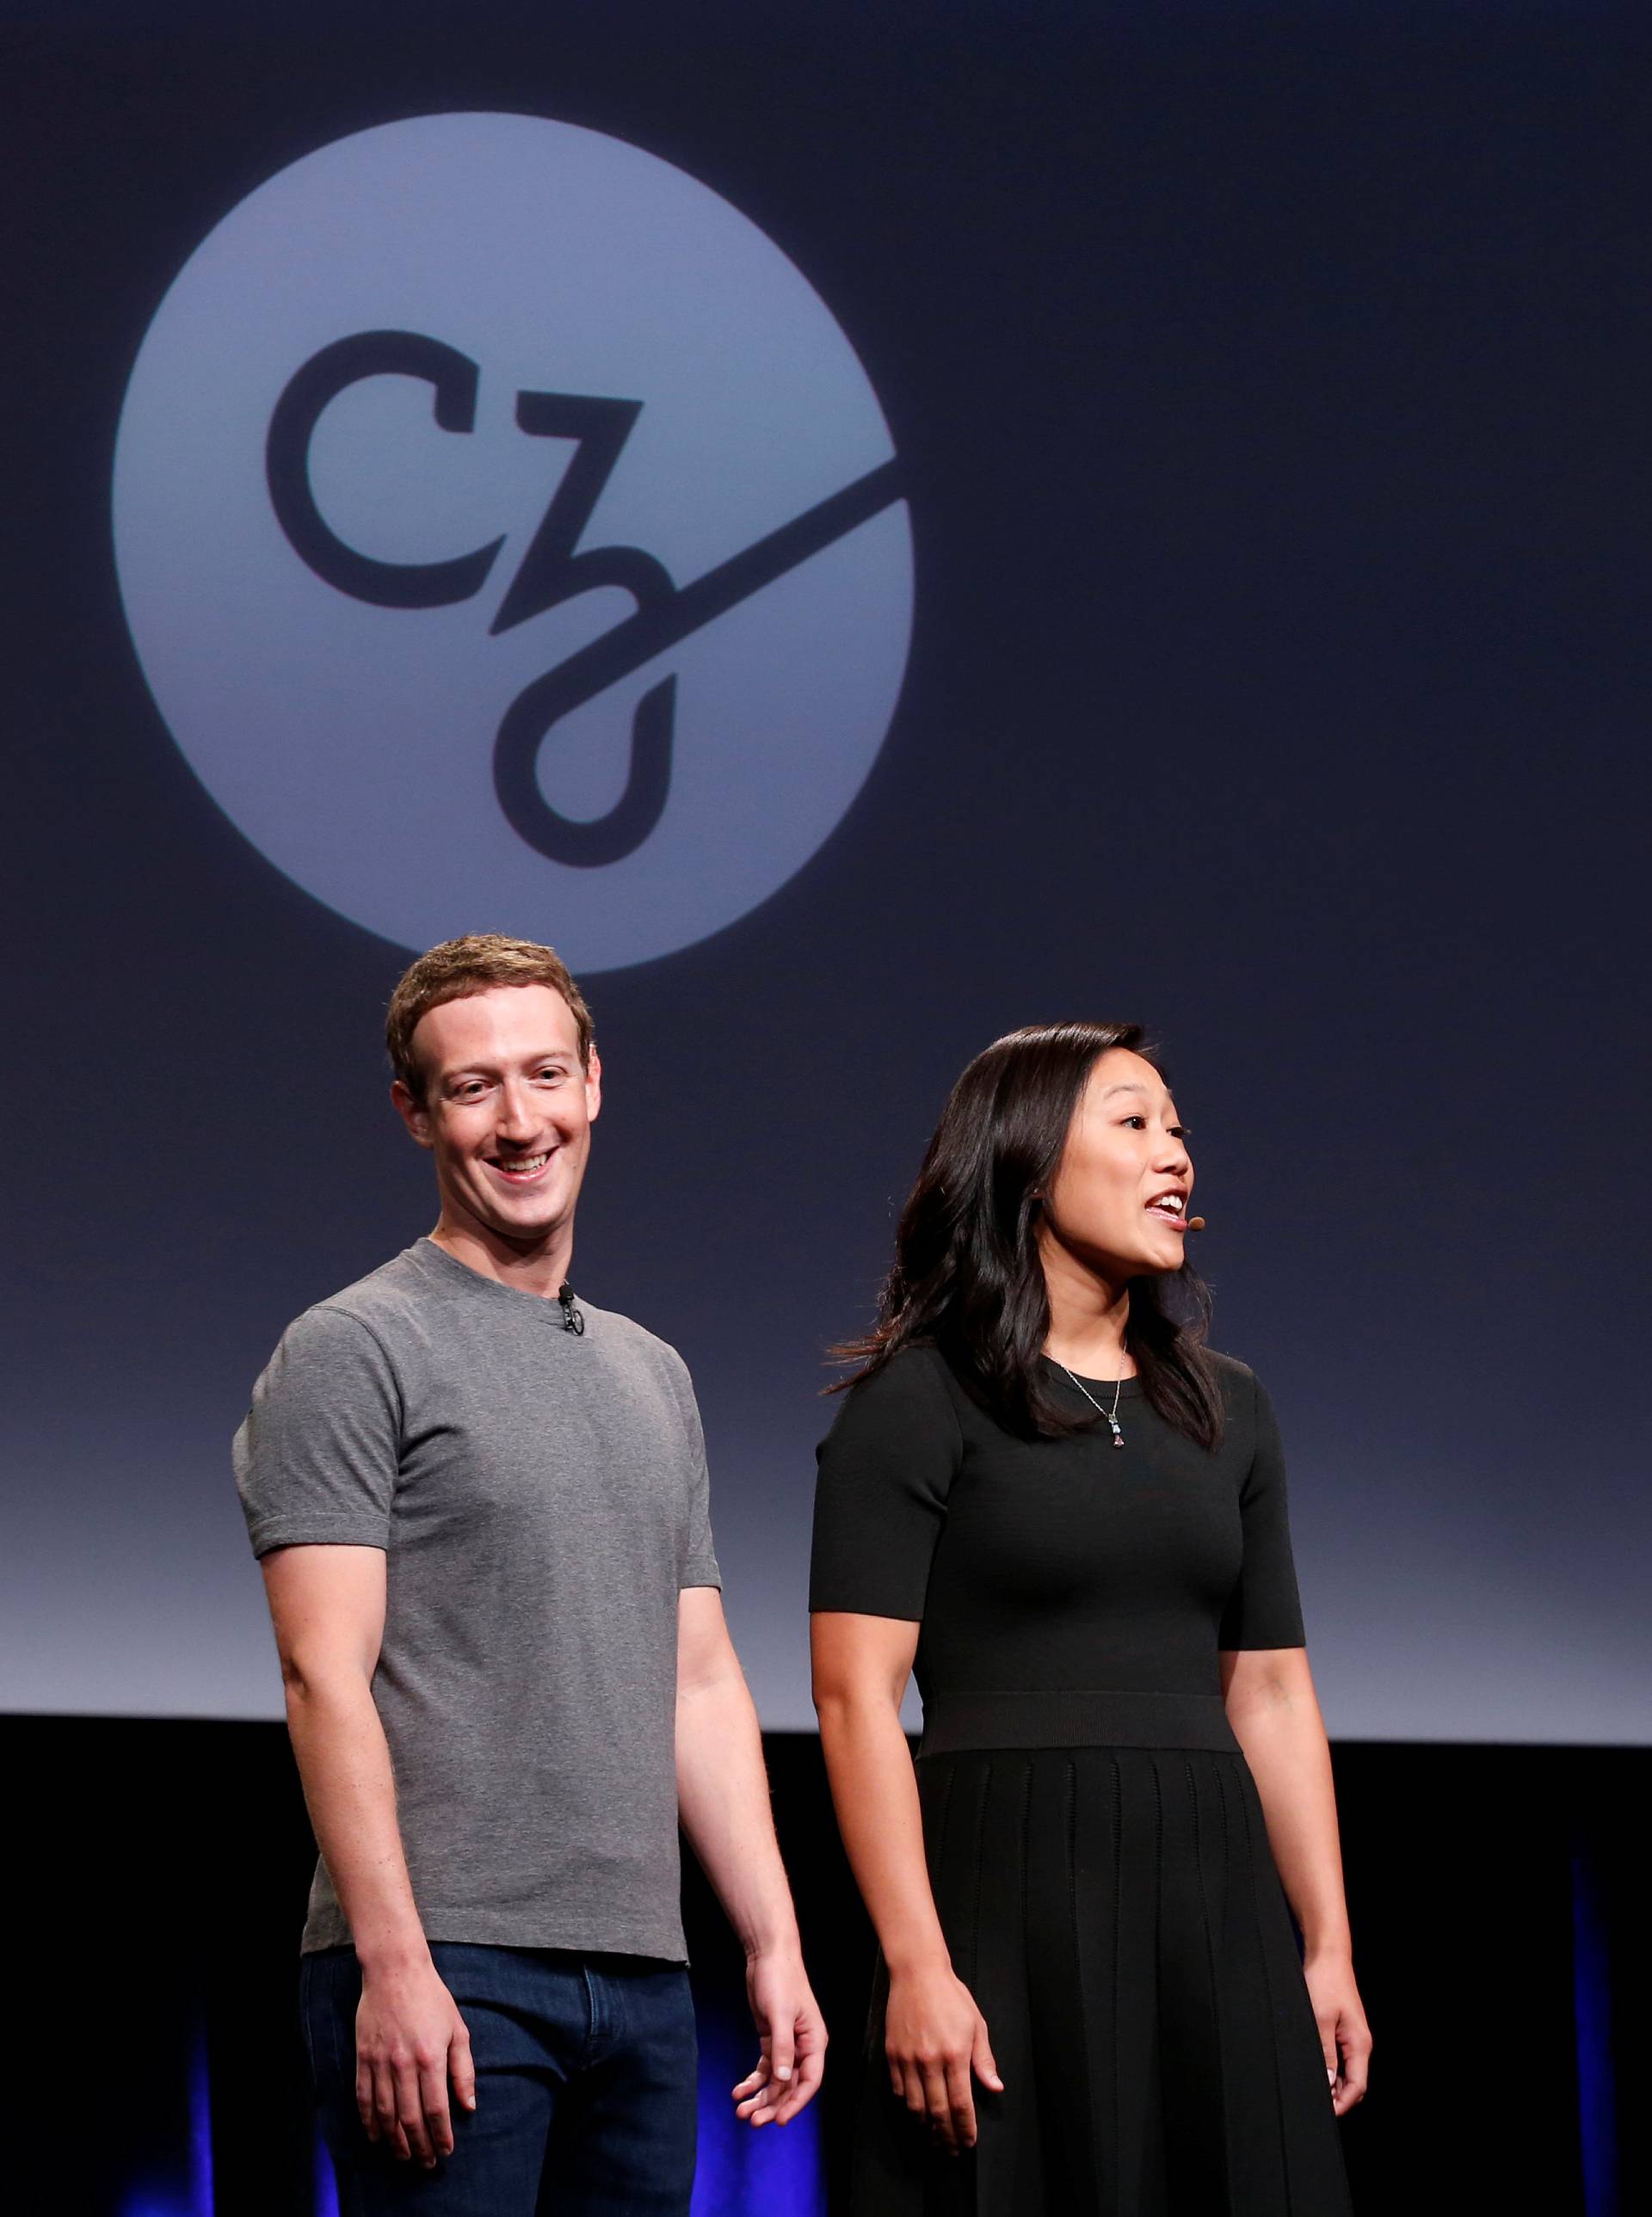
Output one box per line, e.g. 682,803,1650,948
730,1945,827,2128
354,1957,477,2167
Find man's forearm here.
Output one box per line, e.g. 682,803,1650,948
284,1666,430,1970
675,1670,800,1960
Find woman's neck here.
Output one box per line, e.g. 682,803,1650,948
1039,1228,1136,1377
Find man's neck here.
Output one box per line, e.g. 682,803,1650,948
428,1216,574,1302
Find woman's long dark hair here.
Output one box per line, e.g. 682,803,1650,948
835,1023,1224,1450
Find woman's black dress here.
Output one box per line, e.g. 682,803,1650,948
810,1348,1353,2217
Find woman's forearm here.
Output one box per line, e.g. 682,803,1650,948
815,1691,950,1974
1225,1666,1352,1960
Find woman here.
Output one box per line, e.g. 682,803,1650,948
810,1023,1368,2215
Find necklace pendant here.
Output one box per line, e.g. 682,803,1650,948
1108,1420,1125,1448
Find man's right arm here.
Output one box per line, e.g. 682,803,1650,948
262,1543,476,2169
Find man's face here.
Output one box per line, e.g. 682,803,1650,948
392,984,601,1250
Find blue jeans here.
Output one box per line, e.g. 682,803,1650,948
300,1943,698,2215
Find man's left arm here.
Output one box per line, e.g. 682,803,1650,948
676,1586,827,2127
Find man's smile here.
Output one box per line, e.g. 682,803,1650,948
488,1149,558,1184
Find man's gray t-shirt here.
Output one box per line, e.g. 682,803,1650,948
233,1237,720,1961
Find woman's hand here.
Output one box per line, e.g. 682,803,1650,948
884,1960,1003,2152
1304,1951,1371,2116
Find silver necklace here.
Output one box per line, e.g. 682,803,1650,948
1057,1361,1128,1449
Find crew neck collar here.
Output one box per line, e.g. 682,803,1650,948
411,1234,576,1314
1043,1354,1145,1398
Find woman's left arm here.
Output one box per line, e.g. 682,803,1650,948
1221,1646,1372,2116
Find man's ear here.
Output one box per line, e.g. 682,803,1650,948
391,1077,435,1150
583,1046,603,1124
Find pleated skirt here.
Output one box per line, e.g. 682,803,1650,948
851,1694,1353,2217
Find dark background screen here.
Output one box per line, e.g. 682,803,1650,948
4,0,1647,1744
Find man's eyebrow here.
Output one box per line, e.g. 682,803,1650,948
436,1047,575,1082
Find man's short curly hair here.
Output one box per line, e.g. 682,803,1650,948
386,934,595,1098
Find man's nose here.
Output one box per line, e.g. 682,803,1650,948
496,1081,539,1137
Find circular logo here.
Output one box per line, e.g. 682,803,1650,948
114,114,912,970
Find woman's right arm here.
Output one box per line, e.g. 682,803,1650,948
811,1611,1002,2152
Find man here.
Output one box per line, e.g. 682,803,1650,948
234,933,824,2214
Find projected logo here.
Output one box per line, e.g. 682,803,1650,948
113,114,911,970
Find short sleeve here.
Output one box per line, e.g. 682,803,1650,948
1217,1371,1307,1650
232,1306,403,1559
661,1350,721,1592
809,1349,963,1620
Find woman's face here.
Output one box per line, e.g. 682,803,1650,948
1038,1048,1194,1280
